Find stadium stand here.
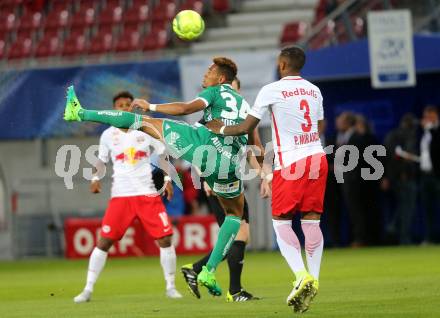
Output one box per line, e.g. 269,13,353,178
3,0,426,63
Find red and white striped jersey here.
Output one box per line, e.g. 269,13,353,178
248,75,325,170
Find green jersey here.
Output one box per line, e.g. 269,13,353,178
161,84,252,198
197,84,250,146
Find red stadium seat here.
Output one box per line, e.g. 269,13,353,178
335,16,365,44
15,29,35,41
212,0,230,13
104,0,121,9
0,39,6,60
7,37,34,59
71,8,97,28
142,29,169,51
35,37,61,58
51,0,72,12
88,33,114,55
44,9,70,29
308,20,335,50
179,0,203,14
18,11,43,30
151,2,177,22
280,22,308,45
0,12,18,32
99,6,124,25
115,31,141,52
125,4,150,23
62,34,88,56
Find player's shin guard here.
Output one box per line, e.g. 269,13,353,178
227,240,246,294
206,215,241,271
160,246,177,290
272,219,306,277
301,220,324,280
85,247,108,292
79,109,143,129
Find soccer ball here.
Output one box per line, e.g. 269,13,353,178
172,10,205,41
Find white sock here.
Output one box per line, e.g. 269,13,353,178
301,220,324,280
272,219,306,277
85,247,108,292
160,246,176,290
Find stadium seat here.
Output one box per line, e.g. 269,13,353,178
314,0,327,22
88,34,114,55
335,16,365,44
51,0,72,12
18,11,43,30
62,34,88,56
104,0,121,9
179,0,203,14
142,29,169,51
280,22,308,45
15,29,35,41
0,12,18,33
151,1,177,23
44,9,70,29
114,31,141,52
71,7,97,28
35,36,61,58
88,24,115,55
99,6,124,25
7,37,34,59
212,0,230,13
0,39,6,60
62,26,89,56
308,20,335,50
124,4,150,24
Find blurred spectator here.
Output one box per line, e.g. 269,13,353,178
335,112,367,247
320,119,343,246
419,105,440,243
353,115,381,246
382,114,418,244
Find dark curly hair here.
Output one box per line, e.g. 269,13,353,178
213,57,238,83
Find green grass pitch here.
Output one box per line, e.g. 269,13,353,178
1,246,439,318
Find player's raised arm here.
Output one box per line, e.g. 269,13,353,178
130,98,206,116
205,115,260,136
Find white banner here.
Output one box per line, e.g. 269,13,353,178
368,10,416,89
179,50,278,126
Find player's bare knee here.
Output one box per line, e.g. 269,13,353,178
140,118,164,140
97,237,114,251
301,211,321,220
157,235,172,248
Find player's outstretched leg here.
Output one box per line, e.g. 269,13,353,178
64,86,163,140
197,194,244,296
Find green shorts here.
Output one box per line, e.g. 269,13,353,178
162,119,245,198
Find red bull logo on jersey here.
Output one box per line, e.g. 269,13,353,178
115,147,148,165
282,88,318,99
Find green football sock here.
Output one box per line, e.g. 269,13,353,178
207,215,241,272
79,109,142,129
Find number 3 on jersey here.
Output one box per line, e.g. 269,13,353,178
300,99,312,132
220,92,249,120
